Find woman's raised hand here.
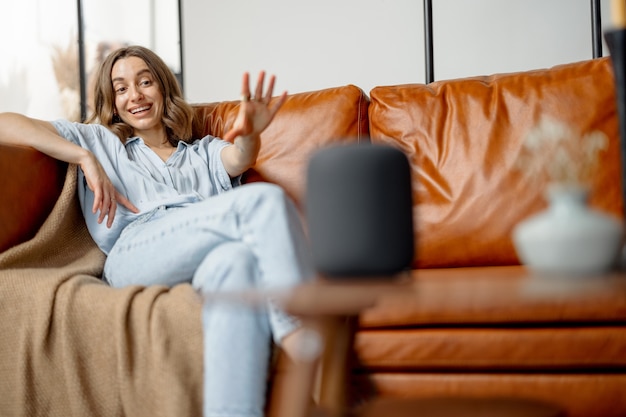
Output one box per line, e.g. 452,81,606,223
223,71,287,142
220,72,288,177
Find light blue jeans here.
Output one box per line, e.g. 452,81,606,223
104,183,315,417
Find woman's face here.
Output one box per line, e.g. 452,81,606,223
111,56,164,138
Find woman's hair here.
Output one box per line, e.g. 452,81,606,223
87,45,194,145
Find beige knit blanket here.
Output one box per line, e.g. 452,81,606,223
0,165,203,416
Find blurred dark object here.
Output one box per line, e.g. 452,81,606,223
306,144,413,278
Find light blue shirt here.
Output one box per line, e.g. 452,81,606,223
52,120,239,254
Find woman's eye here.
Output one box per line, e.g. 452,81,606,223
140,79,151,87
115,86,127,94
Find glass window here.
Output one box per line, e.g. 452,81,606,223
0,0,182,122
0,0,78,120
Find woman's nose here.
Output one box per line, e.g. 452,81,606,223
129,86,144,101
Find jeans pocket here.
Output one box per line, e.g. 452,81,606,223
119,205,162,238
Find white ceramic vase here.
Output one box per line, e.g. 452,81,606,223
512,184,623,276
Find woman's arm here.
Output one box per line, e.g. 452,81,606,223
221,72,287,177
0,112,138,227
0,112,91,164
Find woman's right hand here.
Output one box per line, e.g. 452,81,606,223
79,152,139,228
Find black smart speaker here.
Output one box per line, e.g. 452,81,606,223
306,143,414,278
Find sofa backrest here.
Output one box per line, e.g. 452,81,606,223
369,57,623,269
0,86,368,255
192,84,370,208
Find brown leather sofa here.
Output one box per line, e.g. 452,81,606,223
2,57,625,417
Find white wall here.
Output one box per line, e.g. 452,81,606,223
0,0,616,115
433,0,608,80
182,0,613,103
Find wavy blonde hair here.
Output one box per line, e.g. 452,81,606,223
87,45,194,145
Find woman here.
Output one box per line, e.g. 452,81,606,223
0,45,314,417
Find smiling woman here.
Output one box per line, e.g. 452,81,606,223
87,47,194,166
111,58,178,162
0,43,309,417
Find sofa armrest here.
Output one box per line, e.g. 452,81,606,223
0,144,67,253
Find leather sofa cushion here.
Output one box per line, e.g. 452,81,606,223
368,58,623,269
193,84,370,207
0,144,66,253
354,325,626,371
351,373,626,417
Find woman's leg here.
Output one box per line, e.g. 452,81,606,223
103,183,314,415
104,183,313,341
194,242,271,417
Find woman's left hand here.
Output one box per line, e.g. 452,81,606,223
221,72,287,177
223,71,287,142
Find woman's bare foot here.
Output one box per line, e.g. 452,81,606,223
280,327,324,362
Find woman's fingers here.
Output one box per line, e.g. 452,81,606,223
228,71,286,140
97,188,113,225
241,72,251,101
92,184,110,223
116,192,140,214
92,183,138,228
254,71,265,101
83,155,138,228
106,197,117,228
239,71,280,104
92,185,102,215
264,74,276,103
269,91,288,117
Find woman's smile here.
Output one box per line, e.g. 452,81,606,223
129,104,152,115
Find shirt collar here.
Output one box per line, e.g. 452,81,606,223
125,136,192,147
125,136,141,146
